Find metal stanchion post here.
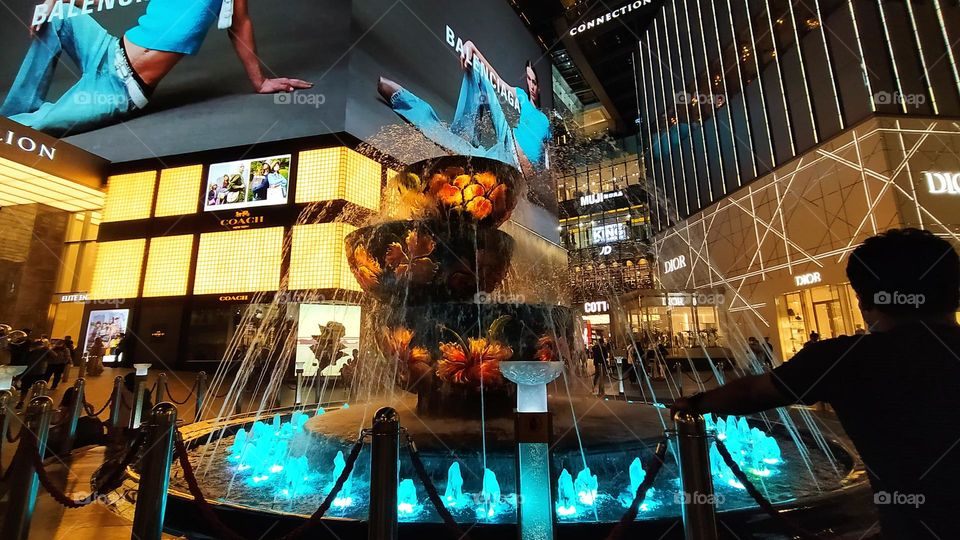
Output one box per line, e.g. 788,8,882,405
194,371,207,423
131,364,151,429
673,412,718,540
368,407,399,540
78,351,88,380
131,403,178,540
1,396,54,540
675,362,683,396
156,372,169,409
108,376,124,433
60,378,86,455
615,356,626,399
29,380,47,400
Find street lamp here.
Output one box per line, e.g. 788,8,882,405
500,360,564,540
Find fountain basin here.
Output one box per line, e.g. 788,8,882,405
156,399,873,539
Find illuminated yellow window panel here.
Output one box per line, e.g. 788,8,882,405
103,171,155,223
289,222,359,291
142,235,194,297
89,239,146,300
295,147,342,204
296,147,381,210
155,165,202,217
344,149,382,210
194,228,283,295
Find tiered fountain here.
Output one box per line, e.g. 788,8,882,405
161,156,872,538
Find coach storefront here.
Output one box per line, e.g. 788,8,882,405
653,116,960,362
84,140,381,370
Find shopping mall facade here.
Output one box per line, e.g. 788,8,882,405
0,0,566,371
632,0,960,361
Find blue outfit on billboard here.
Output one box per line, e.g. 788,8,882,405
2,1,221,134
125,0,221,55
389,63,550,169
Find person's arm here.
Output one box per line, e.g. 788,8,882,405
673,373,792,416
460,40,517,103
228,0,312,94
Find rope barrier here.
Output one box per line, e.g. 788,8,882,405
173,432,249,540
87,394,113,417
277,431,367,540
25,429,147,509
7,422,23,443
713,438,823,540
402,430,471,540
173,428,368,540
165,379,198,406
605,441,669,540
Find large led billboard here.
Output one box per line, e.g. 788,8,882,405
0,0,350,161
0,1,551,172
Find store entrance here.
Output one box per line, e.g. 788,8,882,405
777,283,865,359
812,299,844,339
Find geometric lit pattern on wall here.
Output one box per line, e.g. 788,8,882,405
142,235,194,297
296,147,381,210
194,227,283,295
88,239,146,300
155,165,203,217
653,117,960,326
288,222,359,291
102,171,156,223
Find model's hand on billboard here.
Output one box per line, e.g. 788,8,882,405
31,0,59,37
258,78,313,94
459,40,477,71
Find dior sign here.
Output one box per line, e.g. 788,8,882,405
923,171,960,195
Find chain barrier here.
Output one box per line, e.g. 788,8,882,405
605,441,669,540
165,379,198,406
173,431,249,540
402,430,471,540
24,429,148,509
277,429,368,540
7,422,23,443
713,438,824,540
87,394,114,417
173,428,369,540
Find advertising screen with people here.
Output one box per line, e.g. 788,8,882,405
296,304,361,377
83,308,129,366
203,154,291,212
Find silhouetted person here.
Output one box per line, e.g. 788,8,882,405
591,337,607,397
44,339,70,389
17,338,50,408
804,331,820,347
675,229,960,539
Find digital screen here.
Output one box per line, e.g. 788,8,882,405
592,222,629,244
83,309,130,364
203,155,291,212
296,304,362,377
